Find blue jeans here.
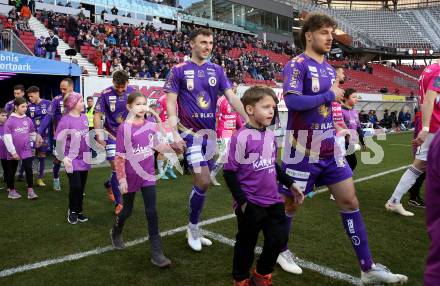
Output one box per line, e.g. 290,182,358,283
46,52,56,59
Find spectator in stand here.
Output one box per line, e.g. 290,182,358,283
111,6,118,15
101,9,107,21
96,56,111,76
110,58,123,74
29,0,35,15
34,36,45,57
8,7,19,21
20,4,31,20
44,30,59,59
379,86,388,93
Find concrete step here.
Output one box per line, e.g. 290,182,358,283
28,16,98,75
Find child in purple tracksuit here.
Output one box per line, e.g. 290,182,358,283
110,91,172,268
4,97,40,200
223,86,304,286
341,88,365,171
55,92,91,225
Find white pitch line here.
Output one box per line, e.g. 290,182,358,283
0,214,235,278
201,230,362,286
0,164,410,279
389,144,412,147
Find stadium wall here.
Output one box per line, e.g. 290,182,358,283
82,76,414,118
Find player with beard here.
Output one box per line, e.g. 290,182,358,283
164,28,248,252
279,13,408,284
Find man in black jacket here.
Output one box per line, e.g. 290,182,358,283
45,30,59,60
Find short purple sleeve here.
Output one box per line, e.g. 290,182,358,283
4,119,12,136
115,123,126,155
27,117,35,133
223,133,239,172
55,116,68,139
94,93,105,113
163,66,180,94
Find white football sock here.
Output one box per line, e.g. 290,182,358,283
389,165,423,204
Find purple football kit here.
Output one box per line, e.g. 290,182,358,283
95,85,136,161
55,114,91,172
4,115,35,160
163,60,231,171
280,53,352,196
95,85,136,207
116,121,158,193
224,126,283,208
281,53,373,273
27,99,52,153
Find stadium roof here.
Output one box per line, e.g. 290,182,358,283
296,0,440,10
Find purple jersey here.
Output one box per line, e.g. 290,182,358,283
425,131,440,286
0,125,6,159
55,114,91,171
342,106,360,130
95,86,136,137
4,100,14,115
223,126,283,207
116,120,159,192
4,115,35,160
282,54,336,159
52,95,64,129
27,99,52,138
163,61,231,132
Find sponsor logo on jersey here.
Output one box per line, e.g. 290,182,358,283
308,66,317,73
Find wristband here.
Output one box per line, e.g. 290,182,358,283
422,126,430,132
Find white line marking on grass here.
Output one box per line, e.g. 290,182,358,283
0,214,235,278
308,165,410,197
389,144,412,147
0,165,410,279
201,230,362,286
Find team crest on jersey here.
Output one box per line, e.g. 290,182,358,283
109,96,116,112
197,92,210,109
311,77,320,92
23,121,28,126
187,78,194,91
208,77,217,87
319,104,330,118
117,113,124,124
